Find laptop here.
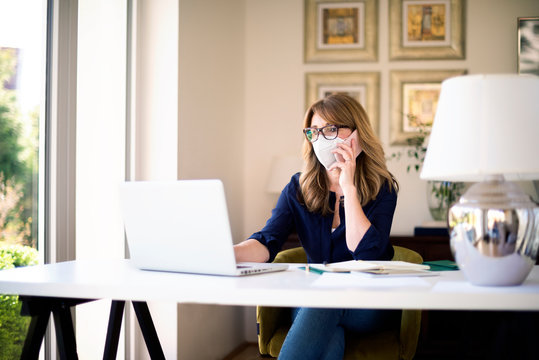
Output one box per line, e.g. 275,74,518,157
119,179,288,276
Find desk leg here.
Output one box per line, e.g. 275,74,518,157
52,304,78,360
103,300,126,360
19,297,93,360
20,299,50,360
132,301,165,360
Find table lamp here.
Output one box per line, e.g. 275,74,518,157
420,74,539,286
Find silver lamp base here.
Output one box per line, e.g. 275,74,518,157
448,175,539,286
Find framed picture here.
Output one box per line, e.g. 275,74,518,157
389,0,464,60
390,69,466,145
518,17,539,76
306,72,380,135
304,0,378,62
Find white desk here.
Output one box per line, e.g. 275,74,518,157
1,260,539,359
1,259,539,310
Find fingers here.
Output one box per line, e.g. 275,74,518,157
332,142,354,163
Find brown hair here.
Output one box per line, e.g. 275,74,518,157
299,94,398,215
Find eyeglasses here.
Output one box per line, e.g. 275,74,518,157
303,125,348,143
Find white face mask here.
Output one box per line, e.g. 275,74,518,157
312,135,345,170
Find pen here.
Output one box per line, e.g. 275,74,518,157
301,265,325,275
307,267,325,275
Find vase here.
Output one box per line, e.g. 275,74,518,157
426,181,464,222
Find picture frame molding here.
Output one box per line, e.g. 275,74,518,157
518,16,539,76
389,0,465,60
389,69,467,145
304,0,378,63
306,72,380,136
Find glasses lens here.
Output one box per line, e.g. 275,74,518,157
304,128,318,142
321,125,338,140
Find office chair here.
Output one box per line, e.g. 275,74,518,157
257,246,423,360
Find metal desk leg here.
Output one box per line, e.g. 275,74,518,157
103,300,126,360
132,301,165,360
20,298,50,360
19,297,93,360
52,303,78,360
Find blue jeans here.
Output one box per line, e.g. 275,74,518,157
278,307,401,360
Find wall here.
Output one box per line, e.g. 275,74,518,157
177,0,246,358
132,0,180,358
75,0,127,358
243,0,539,240
241,0,539,342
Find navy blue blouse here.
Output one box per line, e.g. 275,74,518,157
249,173,397,263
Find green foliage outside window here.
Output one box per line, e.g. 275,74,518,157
0,244,38,359
0,48,40,359
0,48,38,247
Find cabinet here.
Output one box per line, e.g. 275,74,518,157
391,235,539,359
390,235,453,261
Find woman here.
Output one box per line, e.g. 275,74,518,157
234,94,399,359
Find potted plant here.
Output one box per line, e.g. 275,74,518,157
390,116,464,222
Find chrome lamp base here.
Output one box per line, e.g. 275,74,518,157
448,175,539,286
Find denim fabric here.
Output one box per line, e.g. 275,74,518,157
278,307,401,360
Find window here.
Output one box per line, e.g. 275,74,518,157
0,0,47,358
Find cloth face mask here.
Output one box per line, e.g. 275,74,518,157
312,135,345,170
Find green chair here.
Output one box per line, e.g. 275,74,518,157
257,246,423,360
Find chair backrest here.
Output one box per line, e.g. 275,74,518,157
273,247,307,263
392,245,423,264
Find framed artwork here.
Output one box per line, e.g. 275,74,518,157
304,0,378,62
390,69,466,145
389,0,464,60
306,72,380,135
518,17,539,76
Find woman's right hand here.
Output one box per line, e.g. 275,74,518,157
234,239,270,263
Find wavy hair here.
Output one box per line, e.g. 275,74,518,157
299,94,398,215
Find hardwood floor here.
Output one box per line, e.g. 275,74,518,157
223,343,274,360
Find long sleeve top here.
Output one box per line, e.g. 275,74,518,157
249,173,397,263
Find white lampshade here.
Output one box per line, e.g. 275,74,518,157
266,156,303,194
420,74,539,182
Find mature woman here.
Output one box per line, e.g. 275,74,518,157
234,94,399,359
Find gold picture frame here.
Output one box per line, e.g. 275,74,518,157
518,17,539,76
389,0,465,60
304,0,378,63
390,69,466,145
306,72,380,135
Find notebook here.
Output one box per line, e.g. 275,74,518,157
119,179,288,276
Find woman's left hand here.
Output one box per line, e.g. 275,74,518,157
329,138,358,190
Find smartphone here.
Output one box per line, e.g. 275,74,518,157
335,130,361,162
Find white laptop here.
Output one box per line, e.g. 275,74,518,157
119,179,288,276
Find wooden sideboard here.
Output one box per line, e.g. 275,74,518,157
390,235,452,261
284,233,454,262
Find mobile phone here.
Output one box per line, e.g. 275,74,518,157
335,130,361,162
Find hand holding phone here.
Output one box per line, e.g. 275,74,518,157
334,130,362,162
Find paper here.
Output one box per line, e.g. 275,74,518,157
351,269,438,278
311,272,432,288
310,260,430,273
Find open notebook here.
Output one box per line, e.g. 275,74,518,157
309,260,433,276
119,179,287,276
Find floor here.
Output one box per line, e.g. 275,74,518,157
223,343,273,360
